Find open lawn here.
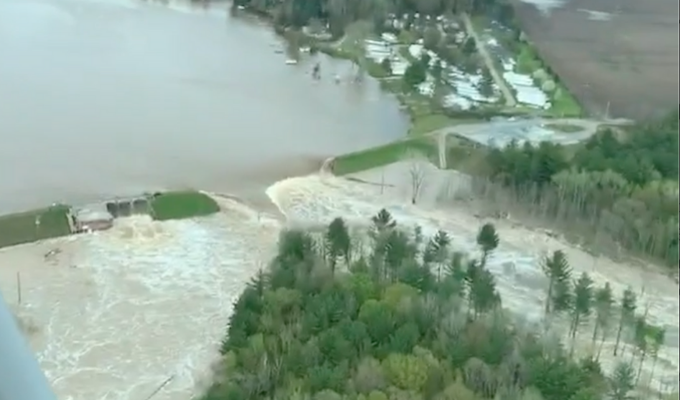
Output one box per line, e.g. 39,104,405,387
514,0,678,120
0,205,72,248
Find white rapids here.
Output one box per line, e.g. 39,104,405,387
1,165,678,400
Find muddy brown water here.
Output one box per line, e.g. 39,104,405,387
0,0,408,214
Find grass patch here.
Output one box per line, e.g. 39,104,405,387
515,44,542,75
335,21,373,59
409,113,459,135
0,205,72,248
513,43,583,117
549,86,582,117
150,191,220,221
544,122,584,133
333,137,436,175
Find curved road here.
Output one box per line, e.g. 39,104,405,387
432,117,633,168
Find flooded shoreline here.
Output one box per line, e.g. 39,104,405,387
2,1,677,400
3,167,677,400
0,0,409,215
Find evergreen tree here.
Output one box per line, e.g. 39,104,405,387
326,217,351,275
607,362,636,400
592,283,615,359
476,223,499,267
569,272,594,356
541,250,572,319
613,287,637,356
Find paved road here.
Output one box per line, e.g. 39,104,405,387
434,117,631,141
462,13,517,107
432,117,633,167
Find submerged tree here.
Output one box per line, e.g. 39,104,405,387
647,325,666,386
423,230,451,280
476,223,500,267
632,314,651,383
206,212,639,400
541,250,572,321
326,217,351,275
569,272,594,356
608,362,636,400
592,283,615,360
613,287,637,356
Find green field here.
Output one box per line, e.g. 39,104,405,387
0,205,72,248
150,191,220,221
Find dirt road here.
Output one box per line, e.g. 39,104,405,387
461,13,517,107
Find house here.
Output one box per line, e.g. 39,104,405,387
73,204,114,233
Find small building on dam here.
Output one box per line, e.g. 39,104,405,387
71,196,152,233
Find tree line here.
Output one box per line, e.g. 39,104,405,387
200,209,671,400
231,0,514,37
462,110,679,269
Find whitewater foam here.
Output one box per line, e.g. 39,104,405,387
266,167,679,393
0,168,677,400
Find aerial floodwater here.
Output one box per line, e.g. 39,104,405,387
1,1,679,400
0,0,408,214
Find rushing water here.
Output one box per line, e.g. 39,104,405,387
1,1,677,400
0,0,408,214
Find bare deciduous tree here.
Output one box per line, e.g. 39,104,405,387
405,151,427,205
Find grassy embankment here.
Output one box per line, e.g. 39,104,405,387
150,191,220,221
0,191,220,248
0,205,72,248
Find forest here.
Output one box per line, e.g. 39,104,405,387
201,210,670,400
468,110,679,269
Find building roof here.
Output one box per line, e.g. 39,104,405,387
73,203,113,222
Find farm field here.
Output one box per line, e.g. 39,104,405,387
513,0,678,120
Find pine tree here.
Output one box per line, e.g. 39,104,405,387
608,362,636,400
592,283,614,357
423,230,451,280
476,223,499,267
613,287,637,356
647,325,666,387
468,266,499,319
633,314,650,384
541,250,572,319
569,272,594,356
326,217,351,275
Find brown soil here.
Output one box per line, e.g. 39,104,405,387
514,0,678,120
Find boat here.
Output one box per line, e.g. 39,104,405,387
285,59,298,65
